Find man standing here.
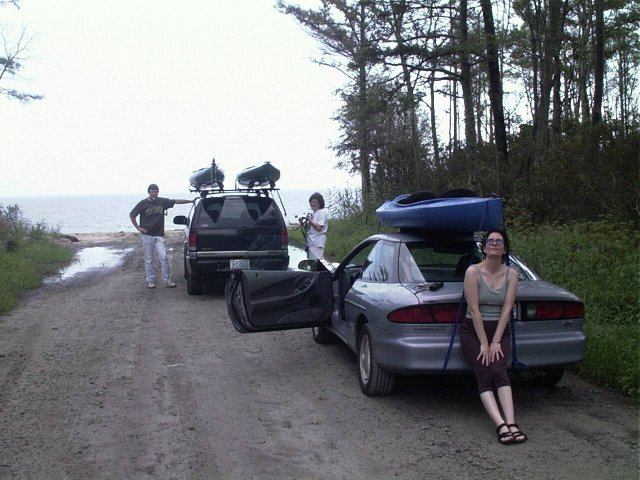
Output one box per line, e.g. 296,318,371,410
130,184,195,288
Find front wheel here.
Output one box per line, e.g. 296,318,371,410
357,324,396,396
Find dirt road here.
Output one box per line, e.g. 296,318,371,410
0,232,637,480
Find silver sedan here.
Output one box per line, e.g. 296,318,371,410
225,232,585,395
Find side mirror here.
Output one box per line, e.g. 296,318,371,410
297,259,330,272
173,215,189,226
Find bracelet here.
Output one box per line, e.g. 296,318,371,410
492,340,501,344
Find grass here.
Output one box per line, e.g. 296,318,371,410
0,204,75,315
319,213,639,402
0,239,74,314
510,219,639,401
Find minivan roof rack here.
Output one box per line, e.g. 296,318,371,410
192,186,280,198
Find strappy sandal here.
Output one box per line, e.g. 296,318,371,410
507,423,528,444
496,423,516,445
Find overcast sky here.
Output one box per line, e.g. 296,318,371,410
1,0,355,197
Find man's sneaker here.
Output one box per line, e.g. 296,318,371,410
165,281,177,288
147,282,156,289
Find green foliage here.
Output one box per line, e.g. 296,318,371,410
0,238,74,314
324,212,380,261
0,204,74,314
327,187,363,220
511,220,640,401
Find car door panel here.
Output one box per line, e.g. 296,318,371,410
225,269,332,333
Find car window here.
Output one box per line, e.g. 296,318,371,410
508,254,539,281
361,240,397,283
399,241,480,282
197,196,280,228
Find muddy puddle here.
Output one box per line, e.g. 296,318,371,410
47,245,311,284
47,246,135,283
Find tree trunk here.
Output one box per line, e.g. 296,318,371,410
479,0,509,192
458,0,477,149
357,3,372,212
389,3,422,177
591,0,604,125
429,71,440,167
552,54,562,132
534,0,562,162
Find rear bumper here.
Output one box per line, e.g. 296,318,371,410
369,323,586,375
186,251,289,275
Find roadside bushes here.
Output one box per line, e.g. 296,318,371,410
0,204,74,314
510,219,639,401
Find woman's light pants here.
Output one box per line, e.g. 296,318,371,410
307,245,324,261
140,234,170,283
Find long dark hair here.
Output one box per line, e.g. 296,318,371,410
480,229,510,263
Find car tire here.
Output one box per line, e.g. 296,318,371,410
357,324,396,396
511,367,565,387
187,272,203,295
312,325,336,344
536,367,565,387
183,256,188,279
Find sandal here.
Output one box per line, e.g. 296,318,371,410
507,423,528,444
496,423,516,445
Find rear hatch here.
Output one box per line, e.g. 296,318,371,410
194,195,287,254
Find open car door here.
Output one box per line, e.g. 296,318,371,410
225,269,332,333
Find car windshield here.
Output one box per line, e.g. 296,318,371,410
399,240,481,283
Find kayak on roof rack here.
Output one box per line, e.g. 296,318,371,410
376,192,503,232
236,162,280,189
189,160,225,191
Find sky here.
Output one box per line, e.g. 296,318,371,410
0,0,355,198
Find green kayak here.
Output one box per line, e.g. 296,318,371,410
189,163,225,190
236,162,280,189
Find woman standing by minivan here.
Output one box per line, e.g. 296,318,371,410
299,192,328,260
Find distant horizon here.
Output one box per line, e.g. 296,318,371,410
1,189,319,234
0,186,349,200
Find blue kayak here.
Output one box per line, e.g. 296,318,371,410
236,162,280,188
376,194,503,232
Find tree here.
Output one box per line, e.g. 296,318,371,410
479,0,509,193
0,0,42,102
282,0,639,223
591,0,604,124
278,0,379,211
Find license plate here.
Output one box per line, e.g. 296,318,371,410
230,259,250,270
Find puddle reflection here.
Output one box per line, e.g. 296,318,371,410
49,246,134,282
288,246,308,268
49,245,319,284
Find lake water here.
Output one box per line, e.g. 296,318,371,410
0,190,317,234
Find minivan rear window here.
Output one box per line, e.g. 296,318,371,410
197,196,280,228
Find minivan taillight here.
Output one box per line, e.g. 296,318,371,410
188,231,197,250
524,301,584,320
281,228,288,249
388,303,463,323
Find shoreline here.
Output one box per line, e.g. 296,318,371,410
54,229,185,248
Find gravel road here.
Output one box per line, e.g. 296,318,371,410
0,232,637,480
